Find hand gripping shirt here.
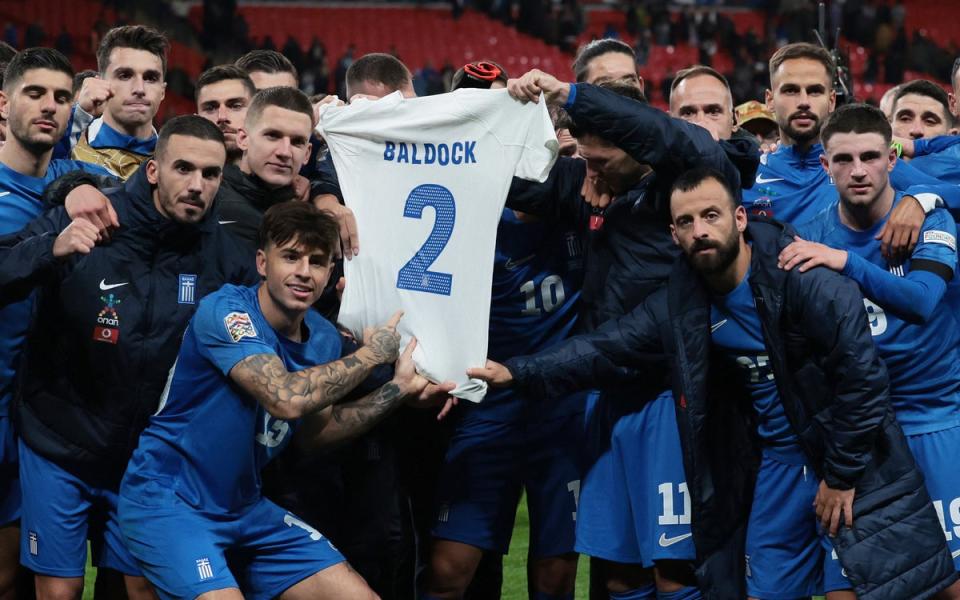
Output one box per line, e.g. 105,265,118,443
317,89,558,401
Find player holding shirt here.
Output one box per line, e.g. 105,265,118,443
427,207,586,600
118,202,452,600
0,47,113,598
471,167,957,598
780,104,960,587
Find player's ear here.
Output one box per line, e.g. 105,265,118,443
819,152,830,174
237,127,250,152
0,90,7,120
734,204,748,232
669,222,680,246
256,248,267,279
146,157,160,185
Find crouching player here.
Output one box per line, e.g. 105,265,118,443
117,202,452,599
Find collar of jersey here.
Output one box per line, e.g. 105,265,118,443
88,117,157,155
776,142,825,167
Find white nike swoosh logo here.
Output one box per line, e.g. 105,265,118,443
503,254,536,270
0,192,10,198
658,532,692,547
710,319,727,333
755,176,784,184
99,279,128,291
953,549,960,559
218,220,237,225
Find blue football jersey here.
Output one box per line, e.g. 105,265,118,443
710,269,797,446
0,159,111,418
799,201,960,434
743,144,836,227
912,144,960,187
122,284,342,515
744,143,958,226
480,209,584,421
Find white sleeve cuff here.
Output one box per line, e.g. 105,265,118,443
913,192,942,214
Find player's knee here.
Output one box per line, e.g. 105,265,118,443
34,576,83,600
529,554,577,596
601,560,653,594
652,560,697,593
427,550,475,596
123,575,159,600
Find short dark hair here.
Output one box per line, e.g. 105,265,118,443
73,69,98,96
235,49,298,82
3,47,74,93
195,64,256,102
155,114,225,159
893,79,954,125
0,41,16,64
245,86,314,130
669,166,738,211
821,103,892,149
346,53,411,93
97,25,169,75
569,79,645,139
572,39,636,83
259,201,339,260
768,42,835,86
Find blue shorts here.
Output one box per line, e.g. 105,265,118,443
0,417,19,526
907,425,960,570
745,446,848,599
118,481,345,600
18,440,140,577
575,391,694,566
432,404,583,557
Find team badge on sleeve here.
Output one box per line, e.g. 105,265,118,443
923,230,957,251
224,312,258,342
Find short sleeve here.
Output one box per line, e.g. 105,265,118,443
913,208,958,270
192,292,277,376
513,98,560,182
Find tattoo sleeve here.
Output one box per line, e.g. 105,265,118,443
304,381,405,448
229,348,379,420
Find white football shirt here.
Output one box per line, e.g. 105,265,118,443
317,89,558,401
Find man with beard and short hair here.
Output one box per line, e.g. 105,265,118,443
0,114,258,600
779,103,960,592
72,25,167,180
743,42,959,263
0,45,114,600
195,65,256,165
502,51,749,599
470,166,958,600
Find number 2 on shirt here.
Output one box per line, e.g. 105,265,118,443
396,184,456,296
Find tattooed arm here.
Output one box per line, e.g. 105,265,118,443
229,312,403,420
296,338,456,450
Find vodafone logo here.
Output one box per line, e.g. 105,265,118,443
93,326,119,345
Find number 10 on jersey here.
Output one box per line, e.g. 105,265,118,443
396,184,456,296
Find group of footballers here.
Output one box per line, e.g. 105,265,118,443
0,12,959,600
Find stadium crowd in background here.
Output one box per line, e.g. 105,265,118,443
0,2,959,599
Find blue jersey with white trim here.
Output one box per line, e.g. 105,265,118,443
122,284,341,515
710,267,797,446
0,159,110,418
799,201,960,434
478,209,585,421
742,143,835,226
